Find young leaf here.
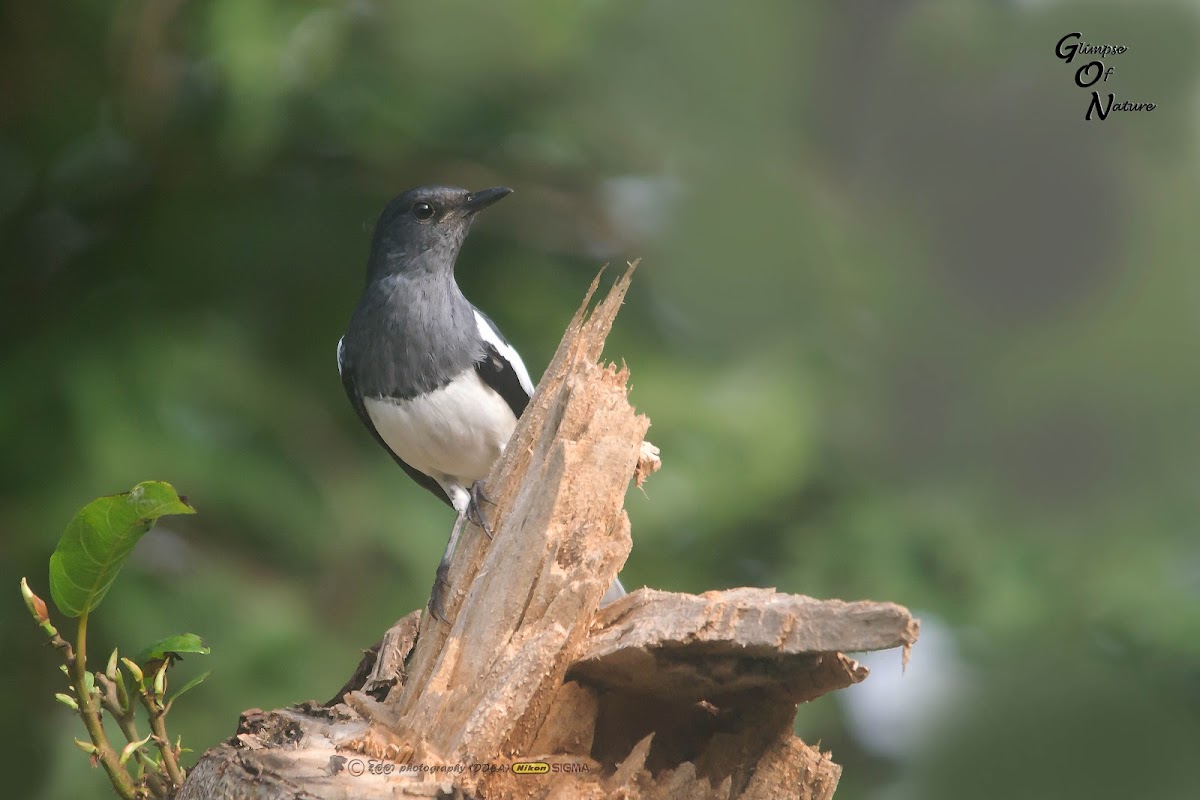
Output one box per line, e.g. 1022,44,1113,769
135,633,210,664
20,577,48,623
120,658,143,684
119,734,153,765
152,663,167,701
166,670,211,711
48,481,195,617
21,578,59,637
113,666,130,714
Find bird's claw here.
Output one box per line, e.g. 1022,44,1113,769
466,480,495,540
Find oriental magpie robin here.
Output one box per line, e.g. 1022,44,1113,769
337,185,625,620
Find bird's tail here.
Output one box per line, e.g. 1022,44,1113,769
600,577,626,607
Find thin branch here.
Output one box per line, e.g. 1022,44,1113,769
47,628,75,664
96,673,165,796
138,674,186,788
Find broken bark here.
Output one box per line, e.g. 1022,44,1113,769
177,263,919,800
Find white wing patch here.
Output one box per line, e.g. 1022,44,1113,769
336,336,345,377
474,310,534,396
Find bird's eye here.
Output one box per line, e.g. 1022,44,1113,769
413,202,435,221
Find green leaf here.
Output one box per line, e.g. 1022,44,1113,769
136,633,210,664
166,670,211,711
152,662,166,700
48,482,195,617
119,734,153,765
120,658,143,683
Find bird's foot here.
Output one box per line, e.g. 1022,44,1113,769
466,480,496,540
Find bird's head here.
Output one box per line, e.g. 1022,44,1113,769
366,185,512,281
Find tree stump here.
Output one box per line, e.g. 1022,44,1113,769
177,263,919,800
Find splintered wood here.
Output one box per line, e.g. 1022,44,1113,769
177,262,920,800
384,262,648,763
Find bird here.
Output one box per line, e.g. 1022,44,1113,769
337,185,625,620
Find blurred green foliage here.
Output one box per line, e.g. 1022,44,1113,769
2,1,1198,798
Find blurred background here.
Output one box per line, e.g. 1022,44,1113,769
3,1,1199,798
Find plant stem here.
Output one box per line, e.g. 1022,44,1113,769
97,674,165,797
120,724,165,797
72,613,137,800
137,677,185,789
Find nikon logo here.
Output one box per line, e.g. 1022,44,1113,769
511,761,550,775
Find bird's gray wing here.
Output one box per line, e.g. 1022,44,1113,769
337,337,453,509
471,309,534,419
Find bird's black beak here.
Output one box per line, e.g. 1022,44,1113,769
464,186,513,214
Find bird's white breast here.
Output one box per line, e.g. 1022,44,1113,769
364,369,517,487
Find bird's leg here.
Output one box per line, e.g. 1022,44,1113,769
429,512,467,623
465,480,496,540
